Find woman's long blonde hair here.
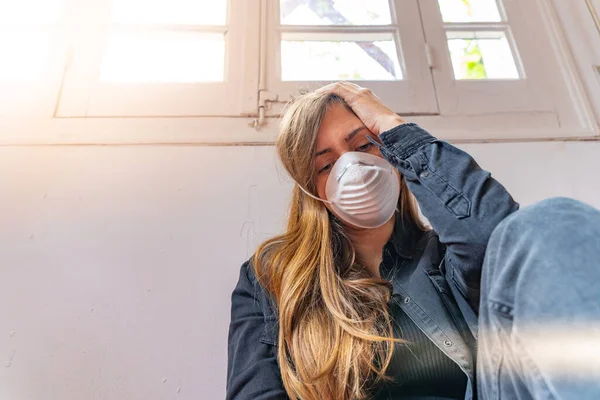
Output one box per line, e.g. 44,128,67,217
253,92,426,400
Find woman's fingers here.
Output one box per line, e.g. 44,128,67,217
314,82,405,135
315,81,352,98
315,81,362,103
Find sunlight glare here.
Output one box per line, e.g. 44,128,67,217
0,33,53,83
100,32,225,83
0,0,65,25
0,0,64,83
110,0,227,25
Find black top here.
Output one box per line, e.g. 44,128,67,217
371,217,467,400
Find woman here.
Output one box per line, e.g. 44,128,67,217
226,82,600,400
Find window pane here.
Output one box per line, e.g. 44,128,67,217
280,0,392,25
110,0,227,25
438,0,501,23
447,31,519,80
0,0,65,24
100,31,224,83
0,32,53,83
281,37,402,81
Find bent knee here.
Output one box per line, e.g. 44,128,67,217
490,197,599,247
528,197,595,216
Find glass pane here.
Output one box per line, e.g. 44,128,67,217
281,37,402,81
447,31,519,80
0,32,52,83
110,0,227,25
100,31,224,83
0,0,65,24
438,0,501,23
280,0,392,25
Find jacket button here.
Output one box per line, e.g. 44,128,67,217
444,339,452,347
404,296,411,304
420,171,429,178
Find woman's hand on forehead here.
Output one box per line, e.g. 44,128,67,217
315,81,406,135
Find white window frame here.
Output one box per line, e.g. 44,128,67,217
550,0,600,129
261,0,438,116
56,0,260,117
0,0,598,145
413,0,597,139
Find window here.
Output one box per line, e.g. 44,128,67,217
418,0,581,126
263,0,588,135
0,0,597,142
57,0,260,116
437,0,518,82
263,0,438,115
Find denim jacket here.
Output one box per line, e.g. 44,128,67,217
226,123,519,400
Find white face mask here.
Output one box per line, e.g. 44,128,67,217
299,151,400,229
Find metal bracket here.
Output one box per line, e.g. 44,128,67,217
249,85,310,129
250,90,284,129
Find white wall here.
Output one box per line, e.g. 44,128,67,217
1,141,599,400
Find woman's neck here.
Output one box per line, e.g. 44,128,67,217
345,214,396,278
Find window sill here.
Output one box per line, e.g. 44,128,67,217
0,115,598,146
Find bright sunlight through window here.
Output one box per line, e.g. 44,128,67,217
447,31,519,80
279,0,403,81
438,0,502,23
100,32,224,83
100,0,227,83
281,0,392,25
437,0,521,80
0,0,65,83
281,35,402,81
110,0,226,25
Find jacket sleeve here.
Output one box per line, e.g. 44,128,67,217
373,123,519,313
226,261,289,400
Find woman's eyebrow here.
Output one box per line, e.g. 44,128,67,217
315,127,366,157
315,148,330,157
345,127,366,142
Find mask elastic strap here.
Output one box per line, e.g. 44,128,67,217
296,183,333,205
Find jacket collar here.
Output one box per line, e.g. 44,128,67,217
386,211,424,261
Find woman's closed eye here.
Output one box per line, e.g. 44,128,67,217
318,163,333,174
356,142,374,152
318,144,374,174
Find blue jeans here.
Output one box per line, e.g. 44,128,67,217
478,198,600,399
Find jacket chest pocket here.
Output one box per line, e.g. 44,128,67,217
427,269,463,322
427,269,452,295
427,268,476,345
